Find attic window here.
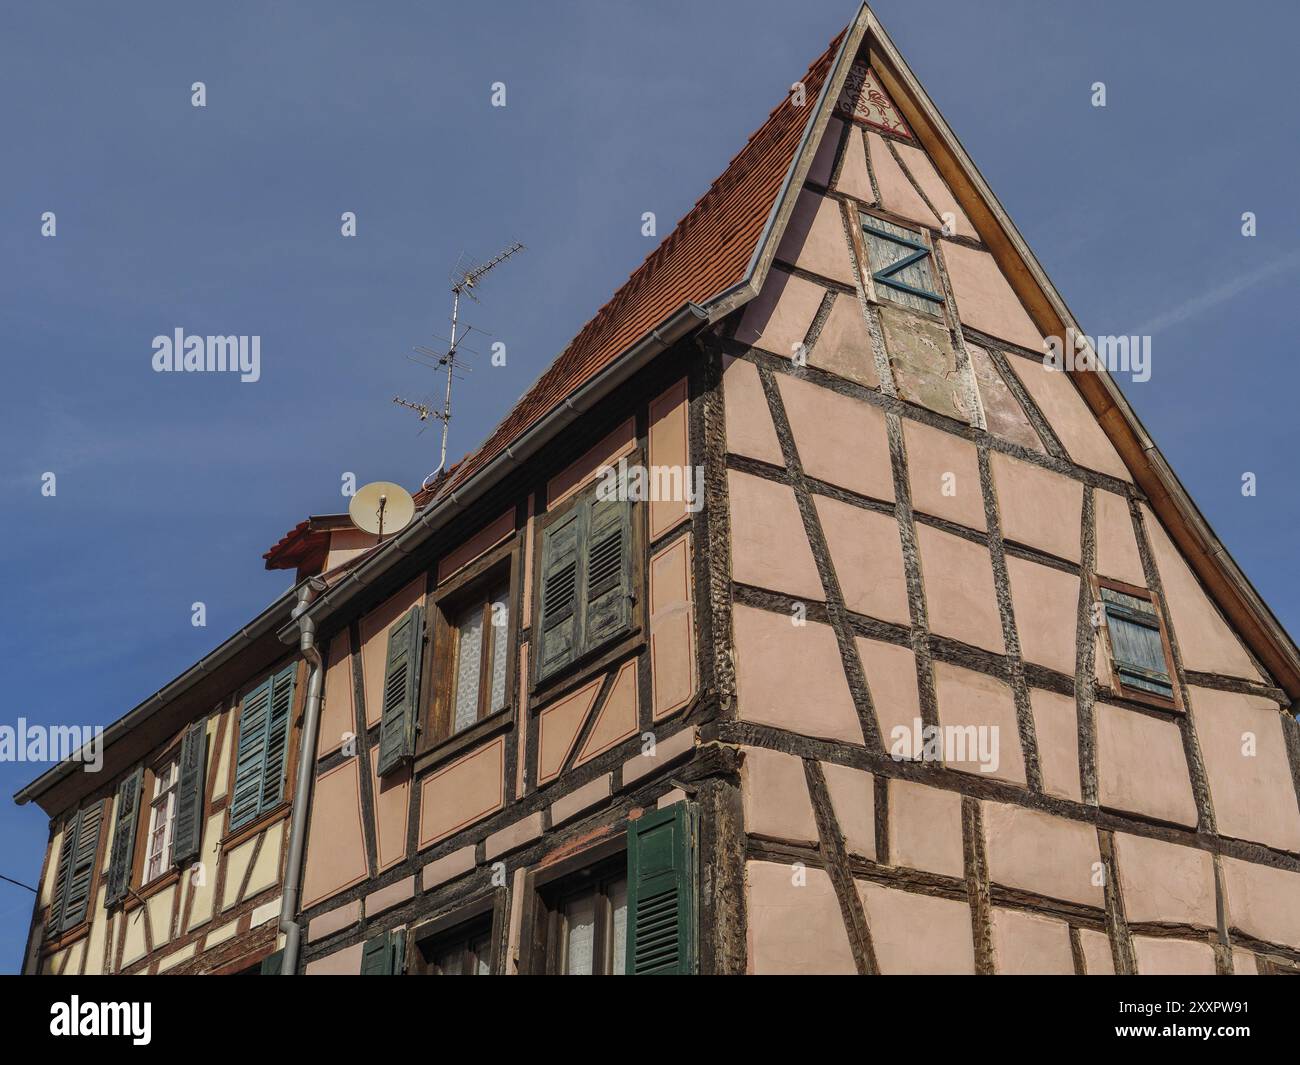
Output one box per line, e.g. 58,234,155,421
1095,578,1180,710
860,214,945,316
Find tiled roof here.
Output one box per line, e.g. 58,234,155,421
425,29,844,500
266,28,842,555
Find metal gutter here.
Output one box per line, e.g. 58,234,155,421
279,579,327,974
277,300,711,641
13,582,303,807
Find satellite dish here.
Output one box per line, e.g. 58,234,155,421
348,481,415,540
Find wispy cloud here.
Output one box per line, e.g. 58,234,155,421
1133,249,1300,335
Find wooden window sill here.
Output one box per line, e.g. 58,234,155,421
415,707,514,775
120,868,182,913
530,629,644,708
221,803,291,850
43,923,91,954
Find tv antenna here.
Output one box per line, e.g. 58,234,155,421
393,241,525,477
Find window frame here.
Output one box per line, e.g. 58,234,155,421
420,536,520,757
409,891,506,975
529,468,646,699
143,754,180,885
545,860,628,976
520,834,628,975
1093,574,1182,712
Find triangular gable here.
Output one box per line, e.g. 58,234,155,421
358,3,1292,700
733,4,1300,698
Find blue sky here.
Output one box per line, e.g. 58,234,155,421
1,0,1296,972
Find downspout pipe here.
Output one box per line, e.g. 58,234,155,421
279,576,327,974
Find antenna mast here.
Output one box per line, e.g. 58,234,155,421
393,241,525,477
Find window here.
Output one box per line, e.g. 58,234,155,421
144,758,179,883
1096,578,1179,709
537,855,628,975
423,541,518,753
415,914,495,975
449,584,510,735
860,213,944,316
535,484,637,685
527,802,695,975
48,802,104,935
229,661,297,830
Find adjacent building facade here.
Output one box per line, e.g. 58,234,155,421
17,4,1300,975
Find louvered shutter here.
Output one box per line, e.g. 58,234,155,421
376,606,422,776
230,676,272,830
583,497,634,651
261,663,297,808
260,948,285,975
171,721,207,866
56,803,103,933
861,216,944,314
360,929,406,975
1101,587,1174,699
47,820,75,933
537,508,582,681
626,801,695,975
104,769,143,906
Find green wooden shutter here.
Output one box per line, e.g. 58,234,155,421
861,216,944,315
104,769,143,906
1101,587,1174,699
537,508,582,681
626,801,695,975
232,664,297,830
360,929,406,975
376,606,423,776
171,721,207,867
56,803,103,933
261,663,297,808
583,497,634,652
230,676,272,830
47,818,76,933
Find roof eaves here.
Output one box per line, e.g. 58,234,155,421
13,581,304,808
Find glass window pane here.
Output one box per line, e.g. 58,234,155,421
470,935,492,975
451,604,485,733
488,587,510,714
434,947,463,976
564,890,597,975
609,877,628,976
